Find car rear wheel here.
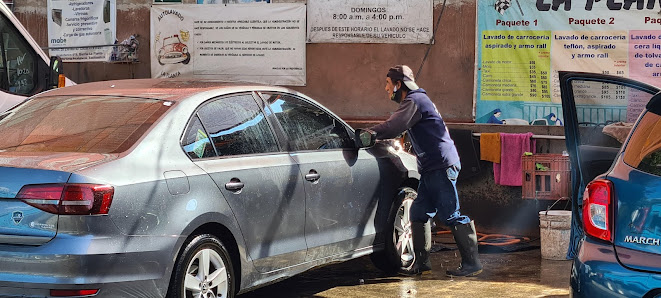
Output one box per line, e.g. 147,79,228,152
168,234,234,298
370,187,419,274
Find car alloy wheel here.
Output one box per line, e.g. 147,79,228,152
169,234,234,298
183,248,228,298
393,197,415,267
370,187,418,274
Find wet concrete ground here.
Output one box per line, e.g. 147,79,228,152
239,241,572,298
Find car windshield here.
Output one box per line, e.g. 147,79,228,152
0,95,171,153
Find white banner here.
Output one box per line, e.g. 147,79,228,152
150,3,306,86
307,0,433,44
47,0,116,62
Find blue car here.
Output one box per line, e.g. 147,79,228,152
560,72,661,297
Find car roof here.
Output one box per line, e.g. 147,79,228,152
648,92,661,115
37,79,295,102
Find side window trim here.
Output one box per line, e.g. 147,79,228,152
258,91,356,153
179,113,216,160
195,112,218,157
250,91,286,153
256,91,293,151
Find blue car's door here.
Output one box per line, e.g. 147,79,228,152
607,94,661,272
558,72,659,257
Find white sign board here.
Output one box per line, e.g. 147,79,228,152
47,0,116,62
307,0,433,44
150,3,306,86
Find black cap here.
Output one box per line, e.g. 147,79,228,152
387,65,419,90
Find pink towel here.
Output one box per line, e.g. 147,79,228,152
494,132,535,186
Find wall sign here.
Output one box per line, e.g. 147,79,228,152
47,0,116,62
476,0,661,124
307,0,433,44
150,3,306,86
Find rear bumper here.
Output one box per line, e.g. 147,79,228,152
571,237,661,297
0,233,183,297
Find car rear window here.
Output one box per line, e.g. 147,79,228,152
623,111,661,176
0,95,171,153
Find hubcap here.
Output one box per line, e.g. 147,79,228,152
183,248,228,298
393,199,415,266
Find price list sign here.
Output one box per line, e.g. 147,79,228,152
481,30,551,102
566,79,648,124
475,1,661,124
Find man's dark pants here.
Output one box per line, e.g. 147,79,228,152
410,162,470,225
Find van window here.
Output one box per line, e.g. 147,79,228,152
0,12,38,95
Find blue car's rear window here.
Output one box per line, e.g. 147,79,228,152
623,111,661,176
0,95,171,153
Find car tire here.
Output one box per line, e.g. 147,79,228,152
370,187,419,274
167,234,235,298
182,53,191,65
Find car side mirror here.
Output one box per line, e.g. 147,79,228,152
47,56,64,90
355,128,376,148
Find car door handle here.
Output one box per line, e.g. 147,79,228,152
225,178,244,191
305,170,320,182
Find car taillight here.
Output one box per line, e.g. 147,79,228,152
17,184,114,215
583,179,613,242
50,289,99,297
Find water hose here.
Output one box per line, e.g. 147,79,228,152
433,230,531,246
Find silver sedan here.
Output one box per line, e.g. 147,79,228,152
0,79,421,297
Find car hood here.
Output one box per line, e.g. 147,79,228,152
0,152,119,172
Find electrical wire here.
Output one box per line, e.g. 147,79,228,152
415,0,448,80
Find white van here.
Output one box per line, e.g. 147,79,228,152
0,1,71,112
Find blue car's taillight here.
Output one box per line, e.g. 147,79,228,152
583,179,613,242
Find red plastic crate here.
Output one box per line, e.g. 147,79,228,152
522,154,571,200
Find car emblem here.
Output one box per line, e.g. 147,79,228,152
624,235,660,246
11,211,24,225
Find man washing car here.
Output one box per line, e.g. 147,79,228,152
369,65,483,277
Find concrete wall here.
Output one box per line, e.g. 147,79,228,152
13,0,477,122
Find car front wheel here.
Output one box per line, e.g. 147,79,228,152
371,187,419,274
168,234,234,298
